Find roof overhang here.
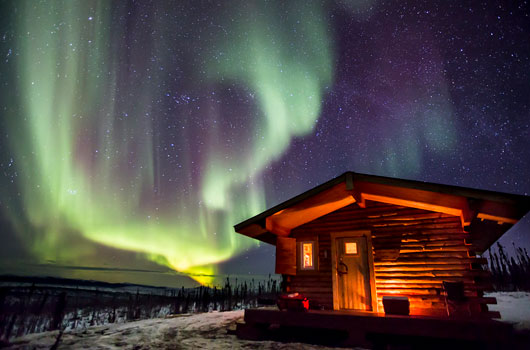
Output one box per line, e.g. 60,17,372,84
234,172,530,253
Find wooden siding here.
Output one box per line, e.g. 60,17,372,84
287,201,495,317
285,234,333,309
275,237,296,275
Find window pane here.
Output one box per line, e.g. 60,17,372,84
302,243,313,268
345,242,357,254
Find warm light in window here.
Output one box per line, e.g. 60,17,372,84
345,242,357,254
302,242,313,269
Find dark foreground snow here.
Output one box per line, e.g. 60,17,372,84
5,310,364,350
6,292,529,350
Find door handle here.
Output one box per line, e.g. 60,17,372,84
337,261,348,275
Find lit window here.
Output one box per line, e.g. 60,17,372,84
300,241,315,270
345,242,357,255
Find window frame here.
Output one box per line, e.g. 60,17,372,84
299,240,316,271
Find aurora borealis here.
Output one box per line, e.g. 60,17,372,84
0,0,529,287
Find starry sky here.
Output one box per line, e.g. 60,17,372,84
0,0,529,288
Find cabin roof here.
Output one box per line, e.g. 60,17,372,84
234,172,530,253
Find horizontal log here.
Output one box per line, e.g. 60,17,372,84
315,213,444,224
393,240,468,248
399,238,468,245
308,218,462,233
373,235,469,243
374,235,467,242
396,248,469,254
374,270,489,278
373,252,472,260
376,282,491,290
324,205,434,216
374,285,446,291
373,221,461,229
395,247,470,254
373,229,467,237
372,222,463,231
308,214,456,229
376,289,440,296
375,264,473,272
290,271,331,277
393,251,470,259
377,295,444,302
375,275,477,283
375,238,467,246
375,287,480,297
327,203,411,215
376,280,477,286
374,248,471,255
328,207,451,219
374,257,486,265
367,211,446,220
303,220,463,233
297,227,463,237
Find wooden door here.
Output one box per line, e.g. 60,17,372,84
336,236,372,310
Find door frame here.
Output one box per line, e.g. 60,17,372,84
331,230,377,312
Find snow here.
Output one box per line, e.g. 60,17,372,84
6,310,363,350
486,291,530,331
6,292,530,349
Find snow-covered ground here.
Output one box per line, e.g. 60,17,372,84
5,310,361,350
486,291,530,331
5,292,530,350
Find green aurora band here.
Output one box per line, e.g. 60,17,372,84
3,1,333,285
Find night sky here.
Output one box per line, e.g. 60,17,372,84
0,0,528,288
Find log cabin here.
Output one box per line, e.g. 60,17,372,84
235,172,530,319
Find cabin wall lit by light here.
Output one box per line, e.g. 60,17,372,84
287,203,485,317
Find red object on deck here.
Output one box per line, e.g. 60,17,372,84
278,293,310,311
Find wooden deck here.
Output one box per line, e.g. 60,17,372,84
236,308,515,349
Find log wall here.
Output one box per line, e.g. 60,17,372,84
287,201,496,318
284,233,334,309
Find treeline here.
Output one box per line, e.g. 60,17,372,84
0,276,280,340
485,242,530,291
170,277,280,313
